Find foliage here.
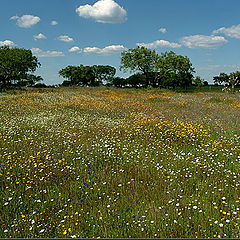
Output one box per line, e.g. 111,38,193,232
125,73,146,88
120,46,160,86
156,51,195,89
0,46,41,88
120,47,195,89
59,65,116,87
193,76,204,87
214,71,240,93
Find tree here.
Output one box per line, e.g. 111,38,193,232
213,72,229,85
126,73,146,88
111,77,127,88
120,46,160,87
156,51,195,89
213,71,240,93
193,76,204,87
0,46,41,88
59,65,116,87
228,71,240,92
92,65,116,85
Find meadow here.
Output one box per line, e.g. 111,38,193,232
0,87,239,238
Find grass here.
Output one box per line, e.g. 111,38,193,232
0,86,239,238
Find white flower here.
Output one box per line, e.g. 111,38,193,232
40,229,45,233
107,205,110,208
226,220,230,223
219,223,223,228
4,202,9,206
4,230,8,233
193,206,197,209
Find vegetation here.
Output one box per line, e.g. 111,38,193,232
59,65,116,87
214,71,240,92
120,47,195,89
0,46,42,89
0,87,239,238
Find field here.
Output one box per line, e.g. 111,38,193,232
0,87,240,238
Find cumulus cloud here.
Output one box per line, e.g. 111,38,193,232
10,15,40,28
0,40,17,47
34,33,47,41
31,48,64,57
76,0,127,24
51,20,58,26
58,35,74,42
213,24,240,39
158,28,167,34
137,40,181,49
69,46,82,53
84,45,127,55
180,35,228,49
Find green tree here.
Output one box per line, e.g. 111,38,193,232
126,73,146,88
213,72,229,85
59,65,116,87
156,51,195,89
111,77,127,88
193,76,204,87
120,46,160,87
0,46,41,88
92,65,116,85
213,71,240,93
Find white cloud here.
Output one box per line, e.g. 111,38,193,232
137,40,181,49
69,46,82,53
31,48,64,57
84,45,127,55
180,35,228,49
0,40,17,47
10,15,40,28
159,28,167,34
34,33,47,41
58,35,74,43
76,0,127,24
51,20,58,26
213,24,240,39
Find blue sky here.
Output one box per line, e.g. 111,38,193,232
1,0,240,85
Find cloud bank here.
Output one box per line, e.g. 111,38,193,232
0,40,17,47
69,46,82,53
57,35,74,42
137,40,181,49
213,24,240,39
31,48,64,57
10,15,40,28
76,0,127,23
84,45,127,55
180,35,228,49
34,33,47,41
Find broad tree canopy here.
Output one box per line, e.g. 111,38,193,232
120,46,160,86
0,46,41,88
120,47,195,89
59,65,116,86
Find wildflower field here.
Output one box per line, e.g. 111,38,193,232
0,87,239,238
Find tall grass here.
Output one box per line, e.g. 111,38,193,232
0,87,239,238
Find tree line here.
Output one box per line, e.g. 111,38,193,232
0,45,240,91
59,46,198,89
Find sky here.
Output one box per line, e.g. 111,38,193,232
1,0,240,85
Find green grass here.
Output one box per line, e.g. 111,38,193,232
0,87,239,238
